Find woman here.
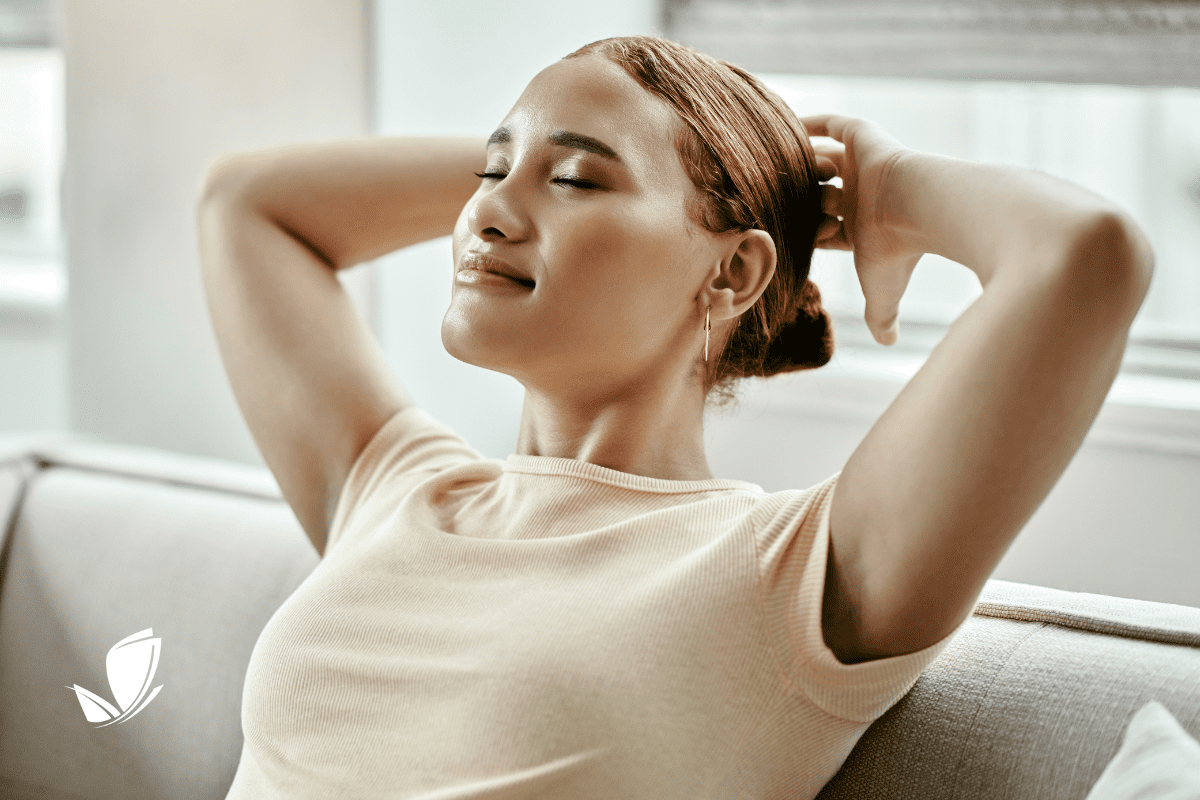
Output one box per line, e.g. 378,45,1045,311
199,36,1152,800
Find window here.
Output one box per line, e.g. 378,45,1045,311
0,3,64,317
667,0,1200,412
764,75,1200,387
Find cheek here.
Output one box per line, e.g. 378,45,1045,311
613,210,705,305
451,206,472,260
553,204,691,282
545,207,701,346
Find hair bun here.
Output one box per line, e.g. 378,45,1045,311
761,279,833,374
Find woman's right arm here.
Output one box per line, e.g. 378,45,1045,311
196,136,486,556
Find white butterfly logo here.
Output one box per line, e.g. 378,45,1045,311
64,628,165,727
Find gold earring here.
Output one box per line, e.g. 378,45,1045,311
704,305,710,362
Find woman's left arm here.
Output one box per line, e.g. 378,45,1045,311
802,114,1155,663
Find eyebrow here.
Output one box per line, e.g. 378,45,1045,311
486,126,621,161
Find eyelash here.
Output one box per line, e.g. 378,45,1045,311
473,171,597,190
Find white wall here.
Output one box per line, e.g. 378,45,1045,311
59,0,373,465
701,368,1200,608
0,313,66,431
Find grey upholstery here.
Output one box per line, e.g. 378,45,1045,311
0,435,1196,800
0,437,315,800
818,598,1200,798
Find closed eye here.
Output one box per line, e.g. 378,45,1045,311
553,176,599,189
474,171,600,190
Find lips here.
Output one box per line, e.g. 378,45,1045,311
460,253,535,288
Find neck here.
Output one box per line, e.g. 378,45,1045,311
513,370,714,483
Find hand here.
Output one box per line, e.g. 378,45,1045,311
801,114,924,345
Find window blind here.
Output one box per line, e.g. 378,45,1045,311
665,0,1200,88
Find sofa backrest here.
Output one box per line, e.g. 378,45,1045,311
818,572,1200,798
0,437,317,800
0,437,1197,800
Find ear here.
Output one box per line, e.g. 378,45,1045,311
706,229,777,321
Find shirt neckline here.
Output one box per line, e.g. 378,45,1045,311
503,453,764,495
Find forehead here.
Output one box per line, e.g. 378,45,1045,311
498,54,685,176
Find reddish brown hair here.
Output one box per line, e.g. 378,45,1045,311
565,36,833,407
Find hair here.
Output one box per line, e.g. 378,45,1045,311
563,36,833,409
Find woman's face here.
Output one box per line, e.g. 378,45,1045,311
445,54,728,402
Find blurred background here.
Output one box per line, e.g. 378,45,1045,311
1,0,1197,604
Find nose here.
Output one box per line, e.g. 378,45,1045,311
467,175,531,243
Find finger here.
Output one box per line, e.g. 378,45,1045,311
799,114,855,142
821,185,842,216
815,219,851,250
864,303,900,346
859,253,921,345
876,319,900,346
815,214,840,240
813,144,844,179
812,141,845,161
816,236,851,251
815,157,838,182
859,274,902,344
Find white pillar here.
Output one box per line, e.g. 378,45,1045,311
60,0,371,463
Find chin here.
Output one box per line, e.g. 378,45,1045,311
440,306,518,375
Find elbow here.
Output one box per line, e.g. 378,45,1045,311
1060,209,1155,326
197,152,259,210
195,158,241,253
195,154,272,253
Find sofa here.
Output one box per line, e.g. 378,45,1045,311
0,433,1197,800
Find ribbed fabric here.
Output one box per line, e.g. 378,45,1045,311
223,406,964,800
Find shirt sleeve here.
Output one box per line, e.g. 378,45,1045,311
753,473,975,723
325,406,485,556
